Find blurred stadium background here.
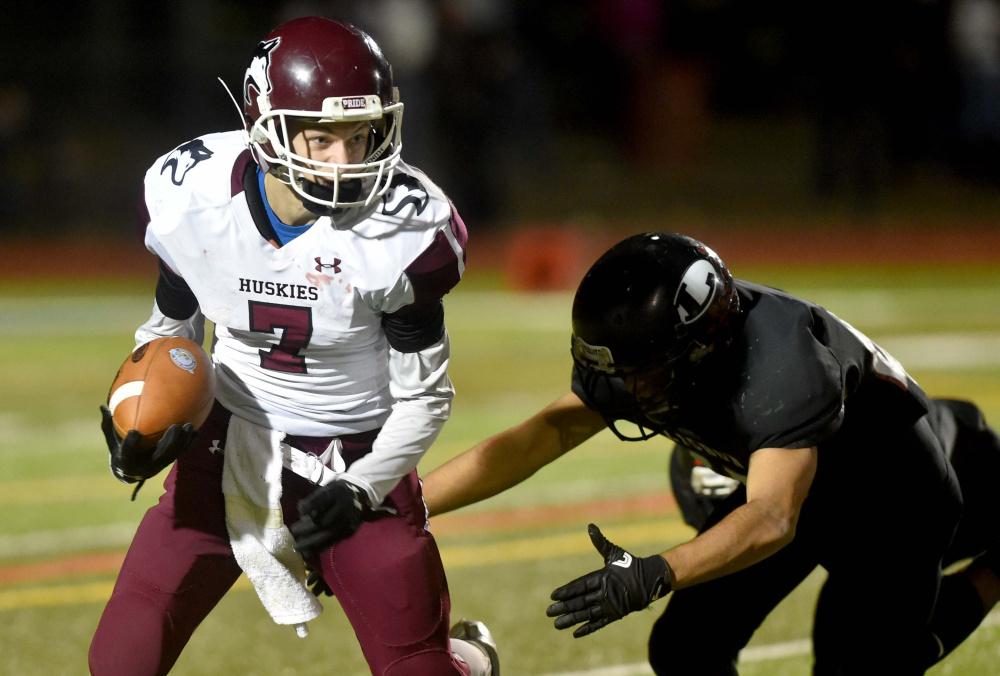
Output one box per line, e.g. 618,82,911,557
5,0,1000,243
3,1,1000,674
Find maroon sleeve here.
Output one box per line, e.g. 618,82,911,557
403,203,468,306
380,204,468,352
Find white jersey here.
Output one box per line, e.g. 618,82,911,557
136,130,467,504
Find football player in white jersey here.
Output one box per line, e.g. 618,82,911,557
91,17,498,676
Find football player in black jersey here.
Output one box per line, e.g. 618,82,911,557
422,232,1000,675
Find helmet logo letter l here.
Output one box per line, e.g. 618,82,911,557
675,260,718,324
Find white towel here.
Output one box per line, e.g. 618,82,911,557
222,414,323,635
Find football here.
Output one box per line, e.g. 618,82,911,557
107,336,216,449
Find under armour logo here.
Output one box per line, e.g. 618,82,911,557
315,257,341,273
209,440,222,454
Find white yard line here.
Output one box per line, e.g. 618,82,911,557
536,640,813,676
879,332,1000,370
0,295,150,336
0,523,138,559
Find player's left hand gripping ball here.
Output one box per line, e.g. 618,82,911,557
101,407,198,483
547,524,672,637
291,479,371,559
103,336,215,483
101,336,215,483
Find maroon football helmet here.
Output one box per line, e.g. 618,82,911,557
241,17,403,211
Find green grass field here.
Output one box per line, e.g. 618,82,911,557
2,260,1000,675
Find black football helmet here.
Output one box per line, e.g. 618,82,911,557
240,17,403,213
571,232,740,439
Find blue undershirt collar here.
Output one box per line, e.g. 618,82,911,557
257,168,313,246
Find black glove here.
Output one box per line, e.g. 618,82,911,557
305,565,334,597
546,524,672,638
100,405,197,484
290,479,371,559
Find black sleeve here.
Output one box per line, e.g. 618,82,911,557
735,293,847,450
155,259,199,320
380,299,445,353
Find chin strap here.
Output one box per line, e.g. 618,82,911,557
130,479,145,502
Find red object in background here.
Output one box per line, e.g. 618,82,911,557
503,225,592,292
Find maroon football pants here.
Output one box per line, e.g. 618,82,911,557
89,403,470,676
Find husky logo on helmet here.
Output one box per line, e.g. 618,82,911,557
244,37,280,110
161,139,214,186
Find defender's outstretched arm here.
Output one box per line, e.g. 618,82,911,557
422,392,606,517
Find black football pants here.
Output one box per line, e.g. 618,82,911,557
649,412,963,676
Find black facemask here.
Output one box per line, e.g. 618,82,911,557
572,364,665,442
296,178,364,216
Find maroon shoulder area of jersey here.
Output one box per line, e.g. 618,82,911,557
231,149,254,197
403,203,469,306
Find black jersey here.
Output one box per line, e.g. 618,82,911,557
573,281,930,481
